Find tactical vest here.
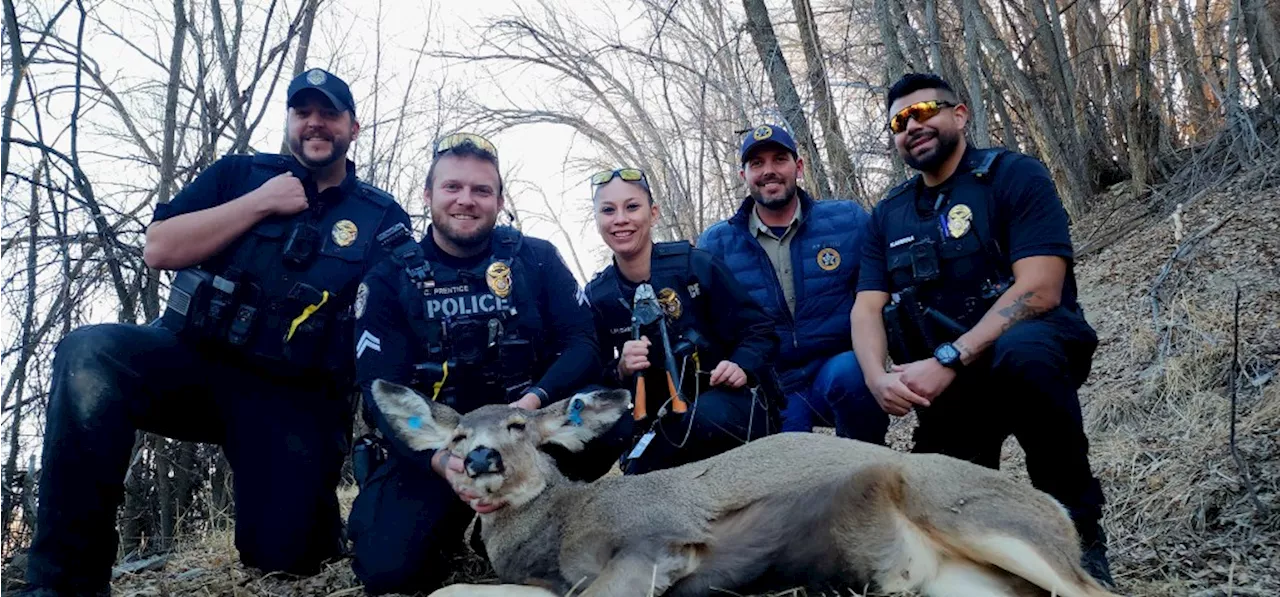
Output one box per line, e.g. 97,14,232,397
378,225,542,405
587,241,709,385
880,148,1012,330
161,153,398,381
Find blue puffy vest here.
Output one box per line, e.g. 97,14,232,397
697,189,870,389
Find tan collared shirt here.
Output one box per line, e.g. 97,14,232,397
749,202,803,315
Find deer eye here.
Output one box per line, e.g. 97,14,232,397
507,422,526,432
451,433,467,444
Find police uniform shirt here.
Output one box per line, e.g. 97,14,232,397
354,229,601,413
589,246,777,386
748,201,803,315
857,147,1081,312
152,154,411,372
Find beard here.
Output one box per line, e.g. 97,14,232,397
748,177,799,210
901,127,961,172
288,130,350,169
433,211,497,249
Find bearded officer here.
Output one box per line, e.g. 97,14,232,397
851,73,1113,586
21,68,409,597
347,133,624,595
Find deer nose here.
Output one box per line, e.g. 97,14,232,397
464,447,504,477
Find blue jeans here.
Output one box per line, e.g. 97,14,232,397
780,351,887,444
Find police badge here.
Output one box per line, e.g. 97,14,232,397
657,288,683,319
486,261,512,298
947,204,973,238
817,247,841,271
331,220,358,247
306,69,327,85
753,125,773,140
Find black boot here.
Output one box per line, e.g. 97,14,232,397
1076,519,1116,589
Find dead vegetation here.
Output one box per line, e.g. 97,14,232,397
6,151,1279,597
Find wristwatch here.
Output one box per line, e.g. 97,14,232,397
933,342,964,369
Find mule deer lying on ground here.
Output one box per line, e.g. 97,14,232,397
369,379,1120,597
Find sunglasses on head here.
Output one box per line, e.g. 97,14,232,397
888,100,957,134
434,132,499,159
590,167,650,191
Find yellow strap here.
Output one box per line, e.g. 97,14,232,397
431,361,450,401
285,291,330,342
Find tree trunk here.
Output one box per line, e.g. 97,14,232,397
1028,0,1079,137
792,0,861,199
210,0,249,151
1126,0,1157,198
2,0,24,184
741,0,832,199
145,0,188,322
971,3,1090,216
1244,0,1280,97
923,0,944,71
961,0,992,147
1170,0,1216,138
876,0,910,83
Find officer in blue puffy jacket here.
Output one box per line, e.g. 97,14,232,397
697,124,887,443
22,69,410,597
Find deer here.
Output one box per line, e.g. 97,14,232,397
367,379,1122,597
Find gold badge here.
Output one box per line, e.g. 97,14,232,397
752,125,773,140
947,204,973,238
817,247,841,271
486,261,512,298
657,288,683,319
331,220,358,247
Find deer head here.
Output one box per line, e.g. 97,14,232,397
369,379,631,508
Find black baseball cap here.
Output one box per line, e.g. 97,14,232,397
739,124,799,164
287,68,356,116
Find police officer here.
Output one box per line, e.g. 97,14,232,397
698,124,888,443
851,73,1113,585
585,168,777,475
21,69,410,596
348,133,625,594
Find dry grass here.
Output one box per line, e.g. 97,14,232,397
4,171,1278,597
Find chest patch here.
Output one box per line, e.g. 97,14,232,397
817,247,841,271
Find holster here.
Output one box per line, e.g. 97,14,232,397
352,435,385,489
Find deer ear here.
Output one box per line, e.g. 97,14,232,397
534,388,631,452
369,379,460,452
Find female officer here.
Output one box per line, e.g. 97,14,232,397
584,168,778,474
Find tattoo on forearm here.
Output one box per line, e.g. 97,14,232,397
997,291,1047,331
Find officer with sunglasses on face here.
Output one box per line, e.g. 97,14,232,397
347,133,627,595
584,168,779,475
852,73,1114,587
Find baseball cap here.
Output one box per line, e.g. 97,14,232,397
287,68,356,116
740,124,798,163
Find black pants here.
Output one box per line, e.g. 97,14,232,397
911,307,1107,537
622,384,774,475
347,395,631,595
24,324,350,594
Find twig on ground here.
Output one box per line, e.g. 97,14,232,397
1149,214,1237,353
1228,282,1268,517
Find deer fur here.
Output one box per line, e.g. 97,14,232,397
369,379,1122,597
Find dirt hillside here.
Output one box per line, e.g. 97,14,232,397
5,174,1278,597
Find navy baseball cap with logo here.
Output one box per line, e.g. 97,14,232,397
740,124,798,163
287,68,356,117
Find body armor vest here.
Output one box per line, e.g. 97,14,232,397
378,225,541,405
161,153,397,381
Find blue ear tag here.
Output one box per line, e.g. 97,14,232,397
567,397,585,426
407,416,423,429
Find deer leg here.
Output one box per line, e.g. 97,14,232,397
579,547,698,597
428,584,558,597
